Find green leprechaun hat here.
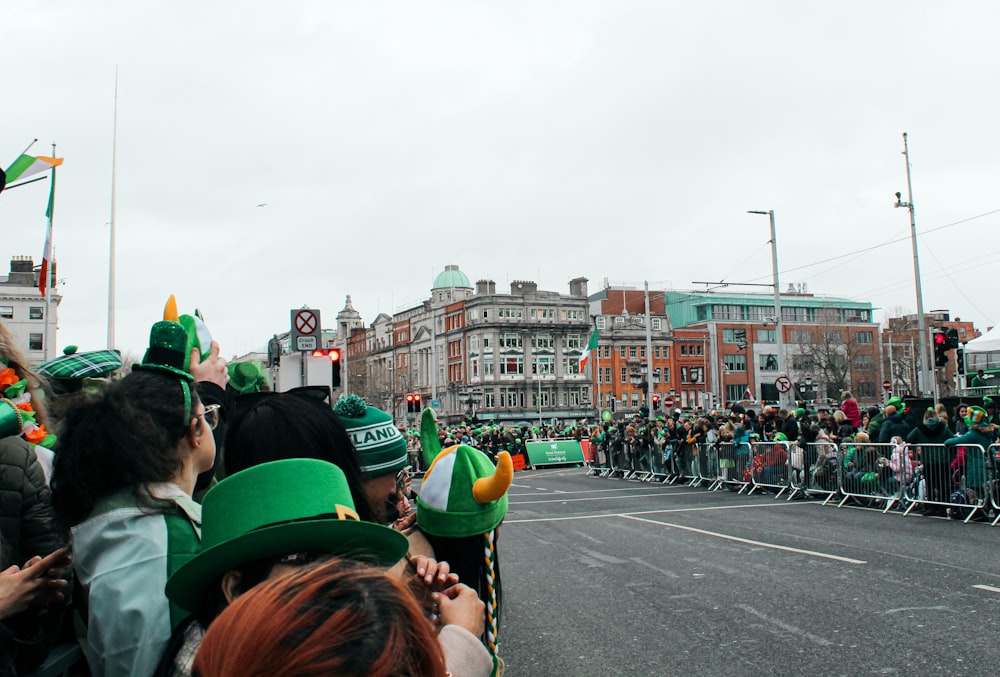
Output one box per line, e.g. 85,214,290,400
166,458,408,613
334,394,408,478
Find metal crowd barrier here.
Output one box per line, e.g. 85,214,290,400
715,441,751,493
836,442,900,511
746,441,791,498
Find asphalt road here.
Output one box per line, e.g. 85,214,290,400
498,467,1000,676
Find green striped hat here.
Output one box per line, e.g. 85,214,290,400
417,445,513,538
334,394,408,478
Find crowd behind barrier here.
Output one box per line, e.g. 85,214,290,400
587,436,1000,525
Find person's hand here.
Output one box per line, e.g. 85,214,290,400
190,341,228,388
433,584,485,637
410,556,459,591
0,548,71,619
392,511,418,534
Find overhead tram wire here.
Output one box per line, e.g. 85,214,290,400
724,206,1000,288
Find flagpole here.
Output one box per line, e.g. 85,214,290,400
107,67,119,349
18,138,39,158
592,316,601,423
43,142,56,361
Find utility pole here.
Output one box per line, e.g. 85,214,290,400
895,132,932,398
749,210,786,409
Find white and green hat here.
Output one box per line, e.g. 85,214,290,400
334,394,408,478
417,445,513,538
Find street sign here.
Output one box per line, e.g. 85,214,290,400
882,380,892,391
663,395,675,408
290,308,321,352
775,375,792,393
601,409,612,422
431,399,440,409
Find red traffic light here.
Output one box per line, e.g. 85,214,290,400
311,349,325,358
413,394,421,403
934,332,946,345
328,348,341,362
405,393,415,403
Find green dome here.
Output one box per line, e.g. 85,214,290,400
432,265,471,289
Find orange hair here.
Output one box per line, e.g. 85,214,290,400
192,558,446,677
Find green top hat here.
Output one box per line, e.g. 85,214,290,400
166,458,408,613
227,361,265,395
0,398,23,439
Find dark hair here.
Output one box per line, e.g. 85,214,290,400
223,393,378,522
423,529,502,636
192,559,447,677
50,369,202,528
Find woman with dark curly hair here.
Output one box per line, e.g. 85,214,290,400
50,320,217,677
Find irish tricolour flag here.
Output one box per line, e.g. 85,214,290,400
5,154,63,184
579,326,599,371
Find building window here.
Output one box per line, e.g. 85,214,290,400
726,384,745,403
532,335,554,350
651,318,662,330
498,307,523,319
757,329,776,343
484,358,495,376
640,346,646,358
842,308,870,322
562,358,581,375
620,367,628,383
604,367,612,384
500,357,524,375
713,304,743,320
781,307,809,322
855,354,874,370
662,367,670,383
482,309,490,320
505,391,518,408
791,354,814,370
619,346,626,359
855,331,874,345
723,354,747,372
681,367,689,384
470,358,479,377
532,356,554,375
596,316,606,329
824,331,844,344
0,306,11,319
692,345,699,356
631,393,640,407
652,367,661,383
484,391,495,408
857,382,876,398
790,330,812,344
563,335,583,350
654,346,661,358
603,346,611,359
760,354,779,372
28,334,43,351
29,307,44,320
688,367,703,383
629,346,637,358
614,316,625,326
500,333,522,349
681,345,688,355
746,306,772,322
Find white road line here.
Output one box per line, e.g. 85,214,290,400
510,491,707,505
973,584,1000,594
509,486,680,497
620,514,868,565
736,605,834,646
506,502,804,523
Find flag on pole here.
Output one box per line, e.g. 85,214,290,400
4,154,63,185
579,326,599,371
38,175,55,296
743,387,755,403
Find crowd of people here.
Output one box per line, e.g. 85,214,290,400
0,303,514,677
587,392,1000,518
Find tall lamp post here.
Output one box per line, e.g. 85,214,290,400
748,210,787,409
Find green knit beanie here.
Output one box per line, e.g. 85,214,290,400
334,394,408,478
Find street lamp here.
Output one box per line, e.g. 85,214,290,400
748,209,788,409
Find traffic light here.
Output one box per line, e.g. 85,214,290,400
933,331,948,367
945,328,960,349
311,348,342,387
651,394,660,410
405,393,423,414
329,348,341,388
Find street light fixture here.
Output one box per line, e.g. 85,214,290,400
748,210,788,408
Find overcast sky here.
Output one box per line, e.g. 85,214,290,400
4,1,998,359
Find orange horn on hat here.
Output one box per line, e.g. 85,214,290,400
473,451,513,504
163,295,179,322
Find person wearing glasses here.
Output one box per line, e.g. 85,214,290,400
50,318,220,677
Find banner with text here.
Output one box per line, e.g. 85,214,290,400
525,439,585,467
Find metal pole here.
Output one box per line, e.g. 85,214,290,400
644,281,655,422
749,210,786,409
887,333,894,398
898,132,931,397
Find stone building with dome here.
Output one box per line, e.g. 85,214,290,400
344,264,594,424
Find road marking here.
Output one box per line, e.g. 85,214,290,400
509,486,680,497
973,584,1000,594
619,514,868,565
736,605,834,646
510,490,708,505
506,502,804,523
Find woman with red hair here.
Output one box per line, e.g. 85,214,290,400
192,558,473,677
